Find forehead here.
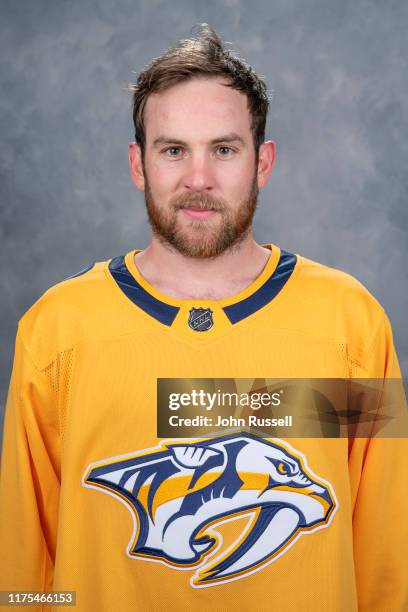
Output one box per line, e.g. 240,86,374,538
143,77,252,143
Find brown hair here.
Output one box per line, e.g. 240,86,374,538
128,23,271,163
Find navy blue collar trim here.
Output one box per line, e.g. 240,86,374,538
109,255,179,326
222,250,297,324
109,249,297,327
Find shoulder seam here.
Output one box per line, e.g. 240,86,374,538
17,322,46,374
347,307,385,371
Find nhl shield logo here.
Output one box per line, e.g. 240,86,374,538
188,307,214,331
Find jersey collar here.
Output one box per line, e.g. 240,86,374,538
108,244,297,331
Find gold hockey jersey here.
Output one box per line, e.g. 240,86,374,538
0,243,407,611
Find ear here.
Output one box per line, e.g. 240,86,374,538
257,141,276,189
128,142,145,191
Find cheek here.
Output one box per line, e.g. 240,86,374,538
217,165,255,197
148,161,181,196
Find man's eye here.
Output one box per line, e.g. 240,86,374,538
218,146,234,155
164,147,183,156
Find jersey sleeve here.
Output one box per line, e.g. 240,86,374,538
0,323,60,595
350,309,408,611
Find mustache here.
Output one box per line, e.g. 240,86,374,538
173,194,226,211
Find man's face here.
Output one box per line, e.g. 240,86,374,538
141,77,260,258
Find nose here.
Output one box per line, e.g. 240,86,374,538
182,151,216,192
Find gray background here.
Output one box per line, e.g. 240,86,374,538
1,0,407,444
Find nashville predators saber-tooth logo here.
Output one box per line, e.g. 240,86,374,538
83,433,337,587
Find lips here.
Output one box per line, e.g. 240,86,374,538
181,207,218,220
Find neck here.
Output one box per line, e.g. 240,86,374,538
134,231,272,301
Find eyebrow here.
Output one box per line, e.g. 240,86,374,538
152,132,246,148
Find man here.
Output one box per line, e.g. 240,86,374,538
0,24,407,612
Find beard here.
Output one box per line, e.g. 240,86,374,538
143,169,259,259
